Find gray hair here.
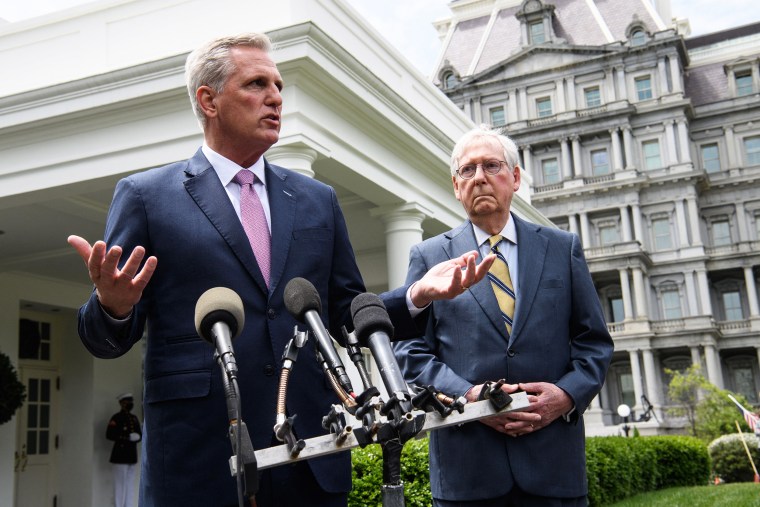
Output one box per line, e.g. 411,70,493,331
185,33,273,127
450,125,520,176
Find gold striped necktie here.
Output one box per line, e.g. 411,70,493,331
488,235,515,335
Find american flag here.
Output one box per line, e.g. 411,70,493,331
728,394,759,432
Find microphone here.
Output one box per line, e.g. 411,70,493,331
350,293,409,400
195,287,245,379
284,277,354,394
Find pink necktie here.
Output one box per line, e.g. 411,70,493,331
234,170,271,286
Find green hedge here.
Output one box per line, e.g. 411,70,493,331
350,435,710,507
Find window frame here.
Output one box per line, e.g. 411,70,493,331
635,75,653,101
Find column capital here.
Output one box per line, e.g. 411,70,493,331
265,143,319,178
370,202,431,225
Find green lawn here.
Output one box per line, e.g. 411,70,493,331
607,483,760,507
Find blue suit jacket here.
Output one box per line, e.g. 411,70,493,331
78,149,413,506
393,214,613,501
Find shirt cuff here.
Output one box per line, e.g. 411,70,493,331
405,282,430,317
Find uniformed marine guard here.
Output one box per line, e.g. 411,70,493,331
107,392,141,507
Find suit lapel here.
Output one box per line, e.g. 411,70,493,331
510,215,548,345
264,161,296,296
183,149,268,294
445,222,508,341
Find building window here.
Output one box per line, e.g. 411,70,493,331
736,71,753,96
661,288,682,319
536,97,553,117
711,219,731,246
443,72,457,90
530,20,545,44
635,76,653,100
489,107,506,126
591,149,610,175
541,158,560,184
584,87,601,108
652,217,672,250
643,140,661,170
727,359,758,403
630,29,647,46
599,223,619,245
701,143,721,173
745,136,760,166
722,290,743,321
610,296,625,322
19,318,51,360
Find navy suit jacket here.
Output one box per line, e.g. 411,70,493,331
78,149,413,506
393,214,613,501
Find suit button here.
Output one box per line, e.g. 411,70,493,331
263,364,275,376
507,349,516,358
267,308,276,320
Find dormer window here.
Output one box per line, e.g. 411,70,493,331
630,29,647,46
438,61,460,91
444,72,457,90
516,0,562,47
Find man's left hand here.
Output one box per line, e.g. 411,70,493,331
410,250,495,308
502,382,573,436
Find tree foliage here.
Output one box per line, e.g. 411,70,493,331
0,351,26,425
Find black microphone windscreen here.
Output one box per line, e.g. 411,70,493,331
350,292,394,344
284,277,322,322
194,287,245,342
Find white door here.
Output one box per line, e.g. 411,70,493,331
14,313,59,507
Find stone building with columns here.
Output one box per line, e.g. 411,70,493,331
0,1,553,505
434,0,760,432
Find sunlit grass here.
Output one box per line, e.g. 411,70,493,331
606,482,760,507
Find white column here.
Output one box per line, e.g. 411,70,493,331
744,266,760,318
463,99,472,120
632,203,644,244
665,120,678,165
724,126,738,168
616,66,627,101
658,57,669,94
519,87,529,119
556,78,566,112
568,214,579,236
620,205,632,242
371,203,429,289
265,144,319,178
675,198,689,247
508,88,519,122
684,271,699,316
473,96,483,125
735,202,748,242
579,212,591,249
567,78,577,110
521,145,533,177
571,136,582,178
561,138,572,179
669,57,682,93
622,126,635,169
610,127,623,171
704,344,723,389
620,268,633,321
632,267,648,319
686,196,702,246
677,119,691,163
629,350,644,411
697,269,713,315
690,346,701,367
605,69,615,101
642,348,663,407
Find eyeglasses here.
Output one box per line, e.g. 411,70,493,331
456,159,508,179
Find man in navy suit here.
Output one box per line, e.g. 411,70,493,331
68,33,492,507
394,126,614,506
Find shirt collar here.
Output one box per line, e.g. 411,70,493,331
472,212,518,248
202,143,267,187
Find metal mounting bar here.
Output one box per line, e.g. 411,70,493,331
254,391,530,470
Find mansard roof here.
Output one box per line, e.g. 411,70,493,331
436,0,664,84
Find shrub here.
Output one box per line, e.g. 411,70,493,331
350,437,432,507
708,433,760,483
0,352,26,425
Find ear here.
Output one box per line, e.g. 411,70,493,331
452,174,462,201
512,165,521,192
197,85,218,120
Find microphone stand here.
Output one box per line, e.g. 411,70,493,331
216,352,258,506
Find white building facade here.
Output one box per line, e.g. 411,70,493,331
0,1,550,506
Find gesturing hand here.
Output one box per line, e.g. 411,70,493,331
410,250,495,308
68,235,157,318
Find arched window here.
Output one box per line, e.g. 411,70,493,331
630,29,647,46
443,72,457,90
